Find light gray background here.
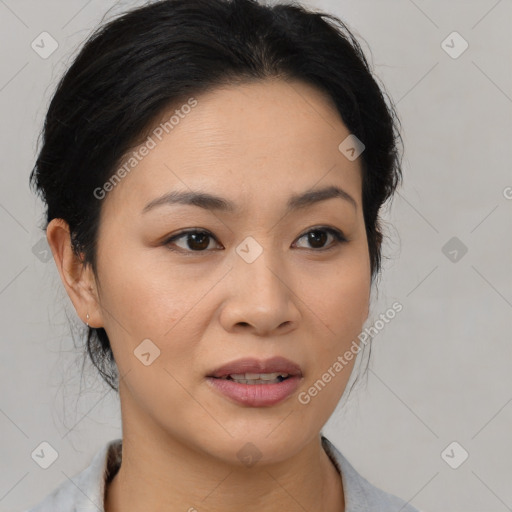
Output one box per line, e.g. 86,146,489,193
1,0,511,510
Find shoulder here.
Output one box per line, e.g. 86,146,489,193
24,438,122,512
321,436,423,512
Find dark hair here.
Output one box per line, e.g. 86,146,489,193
30,0,402,393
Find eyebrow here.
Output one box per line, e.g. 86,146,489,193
142,184,357,215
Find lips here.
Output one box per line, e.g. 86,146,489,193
207,356,303,379
206,356,304,407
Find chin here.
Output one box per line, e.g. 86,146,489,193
198,427,313,468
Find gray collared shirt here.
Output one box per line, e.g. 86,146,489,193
25,436,422,511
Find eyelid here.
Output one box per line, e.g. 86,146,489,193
297,225,347,240
293,226,348,249
163,229,222,252
163,225,348,253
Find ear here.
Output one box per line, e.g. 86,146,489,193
46,218,103,328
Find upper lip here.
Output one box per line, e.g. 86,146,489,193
207,356,303,378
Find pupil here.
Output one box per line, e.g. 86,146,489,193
309,230,326,248
189,233,209,250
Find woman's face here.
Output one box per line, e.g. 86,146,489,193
90,78,371,464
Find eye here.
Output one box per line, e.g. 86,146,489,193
293,227,347,251
163,226,347,254
163,229,221,253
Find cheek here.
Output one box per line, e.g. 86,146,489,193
328,270,369,336
96,239,176,324
304,278,369,391
297,261,370,416
95,245,218,368
305,249,370,346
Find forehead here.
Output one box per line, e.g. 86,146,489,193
101,78,363,217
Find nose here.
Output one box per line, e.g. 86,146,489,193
219,244,301,337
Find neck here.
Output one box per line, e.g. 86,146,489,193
105,430,344,512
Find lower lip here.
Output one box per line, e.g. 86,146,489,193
206,376,301,407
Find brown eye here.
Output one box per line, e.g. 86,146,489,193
164,230,221,252
306,230,328,249
294,227,347,251
163,226,347,254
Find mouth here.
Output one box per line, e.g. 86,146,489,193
206,356,303,407
213,372,292,385
207,355,303,380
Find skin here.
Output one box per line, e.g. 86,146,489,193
47,78,371,512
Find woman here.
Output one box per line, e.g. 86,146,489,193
27,0,418,510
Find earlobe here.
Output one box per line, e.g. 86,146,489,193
46,218,103,327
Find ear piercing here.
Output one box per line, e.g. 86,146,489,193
86,313,90,327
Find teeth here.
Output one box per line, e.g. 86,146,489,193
220,372,290,383
231,372,289,380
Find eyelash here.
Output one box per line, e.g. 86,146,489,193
162,226,347,254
